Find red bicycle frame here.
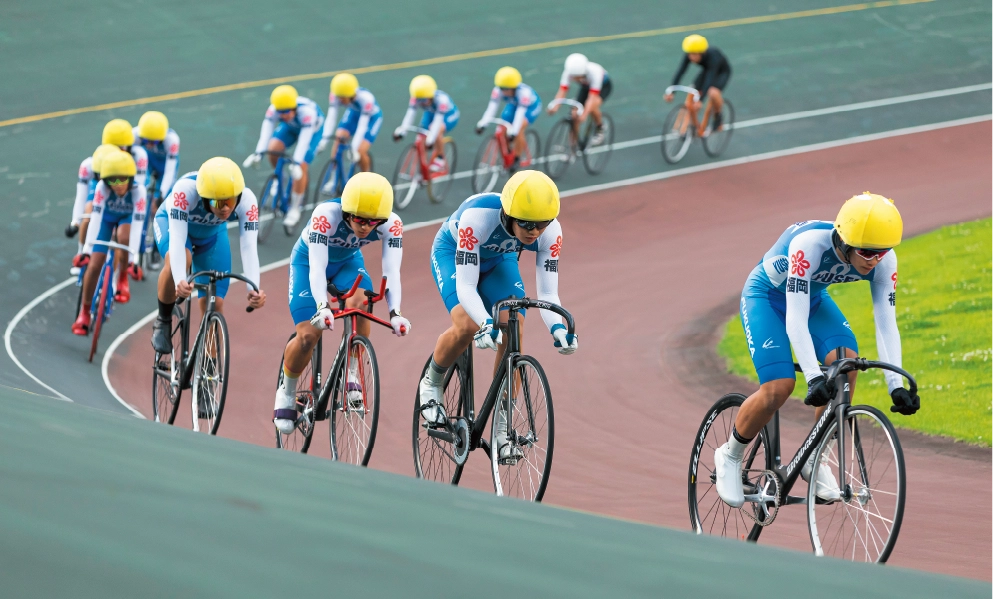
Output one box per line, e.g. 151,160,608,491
412,134,449,180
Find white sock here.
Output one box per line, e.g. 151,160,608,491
727,436,749,461
290,191,304,210
77,242,83,254
282,370,299,394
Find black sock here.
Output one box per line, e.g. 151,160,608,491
157,300,174,322
732,426,753,445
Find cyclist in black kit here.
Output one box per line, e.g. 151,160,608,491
664,34,732,137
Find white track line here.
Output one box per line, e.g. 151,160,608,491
4,277,76,401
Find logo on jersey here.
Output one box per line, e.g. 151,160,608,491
388,238,402,248
390,220,403,236
790,250,810,277
298,289,311,298
550,236,562,258
169,143,179,155
740,297,755,358
544,259,558,273
811,262,860,284
514,281,525,292
772,257,789,274
458,227,478,250
843,321,852,330
170,209,188,222
134,198,146,214
891,272,898,289
79,164,90,179
137,157,148,170
482,238,519,253
173,192,188,210
786,277,808,294
455,250,478,266
247,205,259,222
762,338,779,350
312,215,332,233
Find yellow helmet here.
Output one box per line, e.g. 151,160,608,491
331,73,359,98
835,192,903,249
99,151,137,179
494,66,522,89
102,118,134,147
91,144,121,175
340,172,393,219
682,34,709,54
196,157,246,199
409,75,437,99
500,170,560,222
270,85,299,111
137,111,169,141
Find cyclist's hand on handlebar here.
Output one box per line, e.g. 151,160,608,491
890,388,920,416
65,223,79,238
663,93,674,103
243,153,262,168
474,319,502,351
72,253,90,268
289,163,304,181
548,104,559,115
551,324,578,355
310,303,335,331
247,289,266,310
804,375,835,407
475,121,486,134
392,127,404,141
176,280,194,299
390,314,411,337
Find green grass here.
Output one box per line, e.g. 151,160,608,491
718,219,992,446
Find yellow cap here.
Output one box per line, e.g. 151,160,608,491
835,192,903,249
137,111,169,141
331,73,359,98
100,151,137,179
340,172,393,219
91,144,121,174
409,75,437,99
102,119,134,147
500,170,560,222
682,34,708,53
196,157,246,199
494,66,522,89
270,85,299,111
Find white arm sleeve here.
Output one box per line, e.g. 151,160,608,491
399,104,416,132
559,69,571,89
480,89,500,124
870,252,903,391
323,96,339,140
82,183,107,253
379,215,403,312
454,211,498,326
254,110,276,154
534,221,564,332
126,186,146,263
132,147,149,189
783,236,824,383
160,132,180,194
236,190,261,292
426,112,445,146
306,203,344,307
165,181,194,287
72,182,89,225
292,127,315,164
350,113,370,154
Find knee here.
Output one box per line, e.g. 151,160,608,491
758,379,795,409
296,327,321,349
708,88,722,101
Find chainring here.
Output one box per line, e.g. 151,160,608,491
452,418,470,465
742,469,781,527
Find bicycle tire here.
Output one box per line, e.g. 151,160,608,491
275,333,321,452
807,405,905,563
581,113,614,175
257,174,280,244
543,120,574,180
392,144,421,210
330,335,380,466
88,263,113,362
489,355,554,502
471,137,503,194
151,306,185,425
702,99,735,158
427,138,457,203
412,355,465,485
316,159,337,203
190,312,229,435
661,104,693,164
688,393,772,539
520,129,541,170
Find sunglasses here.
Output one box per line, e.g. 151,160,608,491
104,177,132,186
349,215,387,227
205,197,239,209
853,247,890,261
515,218,552,231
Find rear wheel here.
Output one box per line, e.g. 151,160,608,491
190,312,229,435
413,355,465,485
391,144,422,210
472,137,503,194
543,120,574,180
330,336,379,466
582,112,614,175
316,159,338,202
661,105,693,164
427,138,457,203
88,263,113,362
702,99,735,158
275,334,321,452
257,174,280,243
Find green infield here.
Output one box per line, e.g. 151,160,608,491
718,218,992,446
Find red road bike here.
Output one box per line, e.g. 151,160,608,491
391,125,458,209
471,118,540,194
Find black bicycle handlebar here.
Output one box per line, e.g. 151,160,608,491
491,298,576,336
794,358,917,395
184,270,261,312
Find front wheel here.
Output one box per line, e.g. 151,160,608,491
88,263,113,362
543,119,574,180
581,112,614,175
412,355,465,485
275,333,321,452
257,174,281,244
316,159,338,202
490,355,554,502
661,104,693,164
330,335,380,466
151,306,186,425
702,99,735,158
807,405,905,563
472,137,503,194
190,312,229,435
391,144,422,210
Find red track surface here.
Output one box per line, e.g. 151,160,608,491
111,122,992,579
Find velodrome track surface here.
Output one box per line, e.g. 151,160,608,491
109,120,993,579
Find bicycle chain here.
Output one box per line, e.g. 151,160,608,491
741,469,781,527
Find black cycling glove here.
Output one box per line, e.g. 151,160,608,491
804,376,835,407
890,388,920,416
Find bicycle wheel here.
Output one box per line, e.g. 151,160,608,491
88,264,113,362
688,393,773,539
151,306,186,425
661,104,694,164
190,312,229,435
490,355,554,502
257,174,280,243
315,159,337,202
391,144,422,210
582,113,614,175
807,405,905,563
275,333,321,452
412,356,465,485
702,99,735,158
427,138,457,203
329,335,379,466
543,120,574,180
520,129,541,170
471,138,503,194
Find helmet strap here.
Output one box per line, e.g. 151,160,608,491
831,229,853,264
499,209,514,233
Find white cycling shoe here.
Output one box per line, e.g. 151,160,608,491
272,380,297,435
801,450,842,502
494,406,523,465
714,442,745,508
283,206,302,229
417,376,446,425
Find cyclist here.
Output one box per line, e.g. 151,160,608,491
272,172,410,434
71,151,147,335
133,111,181,211
67,143,119,274
475,67,541,166
244,85,325,230
418,170,577,461
149,158,266,354
548,53,611,144
319,73,382,179
664,35,731,137
714,193,921,508
393,75,459,173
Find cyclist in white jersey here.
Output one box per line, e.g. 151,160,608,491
66,143,118,273
318,73,382,177
133,111,181,209
548,53,612,144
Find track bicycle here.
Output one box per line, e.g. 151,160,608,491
412,297,575,502
471,118,540,194
274,275,395,466
661,85,735,164
138,170,162,273
75,240,137,363
151,270,259,434
543,98,614,179
688,349,915,563
391,125,457,209
255,151,307,243
315,136,373,203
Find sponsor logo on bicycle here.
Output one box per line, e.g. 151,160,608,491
790,250,810,277
455,250,478,266
173,192,188,210
312,215,332,233
389,220,403,236
247,205,259,222
692,409,721,475
550,236,562,258
786,276,808,294
786,405,833,478
458,227,478,250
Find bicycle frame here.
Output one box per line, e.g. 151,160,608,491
323,141,360,195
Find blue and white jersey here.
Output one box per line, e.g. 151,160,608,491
745,220,901,387
324,88,381,139
82,180,147,257
398,90,459,145
479,84,541,135
293,198,403,312
70,146,148,225
438,193,563,330
253,97,325,164
133,126,181,195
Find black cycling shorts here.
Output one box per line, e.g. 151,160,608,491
694,70,730,95
576,78,612,105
